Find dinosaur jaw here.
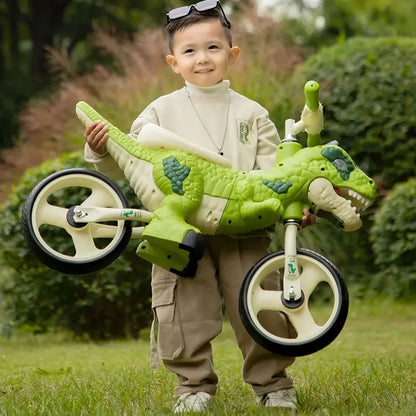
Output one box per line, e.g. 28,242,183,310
308,178,372,232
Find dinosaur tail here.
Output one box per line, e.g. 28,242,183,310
76,101,135,151
76,100,147,159
76,101,107,127
76,101,162,210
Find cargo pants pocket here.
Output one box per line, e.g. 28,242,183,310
152,278,184,361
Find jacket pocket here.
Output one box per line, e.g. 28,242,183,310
152,278,184,360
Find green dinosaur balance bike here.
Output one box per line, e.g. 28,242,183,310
21,81,376,357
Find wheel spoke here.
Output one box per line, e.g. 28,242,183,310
252,289,283,314
81,188,117,208
35,203,69,228
69,230,102,258
299,261,327,297
90,223,121,238
287,306,322,341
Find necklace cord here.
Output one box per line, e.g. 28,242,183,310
186,88,231,156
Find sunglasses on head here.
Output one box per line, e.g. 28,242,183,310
166,0,231,28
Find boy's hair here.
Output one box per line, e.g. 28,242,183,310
165,8,232,53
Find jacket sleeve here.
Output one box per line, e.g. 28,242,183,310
84,144,125,180
253,108,280,170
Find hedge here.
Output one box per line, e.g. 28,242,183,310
370,178,416,297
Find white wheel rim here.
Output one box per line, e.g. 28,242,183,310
246,253,342,345
31,173,125,263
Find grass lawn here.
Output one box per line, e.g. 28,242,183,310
0,298,415,415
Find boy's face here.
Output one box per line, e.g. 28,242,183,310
166,19,240,87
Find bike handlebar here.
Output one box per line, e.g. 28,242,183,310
304,80,320,111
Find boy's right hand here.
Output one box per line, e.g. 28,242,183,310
85,121,109,155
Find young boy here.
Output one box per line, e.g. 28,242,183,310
85,1,306,412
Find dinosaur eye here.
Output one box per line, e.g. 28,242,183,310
333,158,348,171
321,147,354,180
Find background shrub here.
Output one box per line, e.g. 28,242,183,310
0,153,152,339
370,178,416,297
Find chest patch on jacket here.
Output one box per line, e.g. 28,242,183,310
238,120,251,144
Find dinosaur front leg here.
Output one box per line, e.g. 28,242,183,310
137,156,206,277
137,194,205,277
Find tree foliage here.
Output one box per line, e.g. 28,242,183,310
0,0,172,149
1,0,173,83
268,0,416,52
320,0,416,41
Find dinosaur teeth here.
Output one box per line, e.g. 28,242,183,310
346,189,370,210
348,189,358,199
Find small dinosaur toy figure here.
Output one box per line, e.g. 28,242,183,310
76,84,376,277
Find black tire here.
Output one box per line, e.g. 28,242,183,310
239,248,349,356
21,168,132,274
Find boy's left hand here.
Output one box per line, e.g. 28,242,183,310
301,209,316,228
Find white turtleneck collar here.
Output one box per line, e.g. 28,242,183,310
185,80,230,96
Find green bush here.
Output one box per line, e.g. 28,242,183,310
370,178,416,297
287,36,416,189
0,153,152,339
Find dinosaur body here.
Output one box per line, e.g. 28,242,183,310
76,101,376,276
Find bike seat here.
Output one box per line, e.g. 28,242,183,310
136,123,231,167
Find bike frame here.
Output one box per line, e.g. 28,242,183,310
22,80,373,356
72,206,152,238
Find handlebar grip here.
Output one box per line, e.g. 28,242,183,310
304,80,320,111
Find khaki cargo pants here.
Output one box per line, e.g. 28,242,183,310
151,234,295,396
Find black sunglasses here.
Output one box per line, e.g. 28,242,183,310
166,0,231,28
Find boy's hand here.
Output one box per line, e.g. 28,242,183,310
85,121,109,155
301,209,316,228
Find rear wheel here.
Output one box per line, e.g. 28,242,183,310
21,169,132,274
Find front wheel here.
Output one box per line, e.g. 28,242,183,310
239,248,349,356
21,169,132,274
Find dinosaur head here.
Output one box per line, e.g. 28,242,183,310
306,145,376,232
